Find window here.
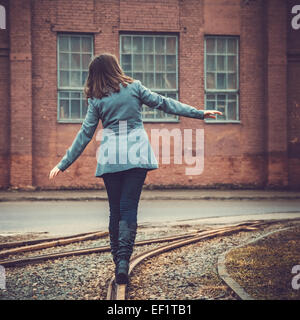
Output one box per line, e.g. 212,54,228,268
204,36,239,122
57,34,93,122
120,34,179,122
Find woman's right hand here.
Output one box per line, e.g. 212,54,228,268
49,166,62,180
204,110,223,119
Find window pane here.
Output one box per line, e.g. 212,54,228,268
60,71,69,87
133,72,143,82
217,56,225,71
82,37,92,52
133,54,143,71
155,55,165,72
144,37,154,53
145,54,154,71
82,71,88,86
71,53,81,69
166,37,176,54
227,38,237,54
120,34,178,121
144,73,154,88
166,55,176,72
216,96,226,119
59,53,69,69
71,92,80,99
155,73,165,89
206,100,215,110
167,93,176,99
82,54,91,69
122,36,132,53
71,37,81,52
70,71,81,86
206,94,215,100
206,55,215,72
206,73,215,89
121,54,132,71
217,39,226,53
217,73,226,89
59,99,69,119
71,100,80,118
60,92,69,99
206,38,215,53
132,37,142,53
166,73,176,89
227,73,237,89
205,37,239,122
155,37,165,54
228,100,237,120
227,56,236,72
82,99,88,117
58,35,93,121
59,36,69,51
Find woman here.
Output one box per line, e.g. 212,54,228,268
49,53,222,285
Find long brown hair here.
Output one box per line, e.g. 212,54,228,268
84,53,134,99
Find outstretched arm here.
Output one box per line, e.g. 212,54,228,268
136,80,221,120
49,98,100,179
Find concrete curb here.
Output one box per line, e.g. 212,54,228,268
1,190,300,202
217,226,292,300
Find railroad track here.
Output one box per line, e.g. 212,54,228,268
1,218,297,300
0,228,204,267
106,221,265,300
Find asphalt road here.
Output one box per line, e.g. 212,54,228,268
0,199,300,236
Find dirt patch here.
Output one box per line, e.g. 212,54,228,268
225,225,300,300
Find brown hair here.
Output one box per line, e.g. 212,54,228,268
84,53,134,100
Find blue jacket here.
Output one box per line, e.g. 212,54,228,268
57,80,205,177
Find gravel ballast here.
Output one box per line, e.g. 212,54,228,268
0,220,298,300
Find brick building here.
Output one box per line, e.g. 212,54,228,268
0,0,299,190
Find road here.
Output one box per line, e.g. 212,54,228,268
0,199,300,236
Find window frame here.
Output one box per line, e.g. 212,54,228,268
57,33,94,123
204,35,240,123
119,33,180,123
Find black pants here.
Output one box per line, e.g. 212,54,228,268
102,168,148,229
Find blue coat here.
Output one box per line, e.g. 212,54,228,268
57,80,205,177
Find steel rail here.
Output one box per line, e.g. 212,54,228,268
0,231,108,258
0,230,107,250
106,221,263,300
0,229,207,267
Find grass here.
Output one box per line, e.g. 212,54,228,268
225,225,300,300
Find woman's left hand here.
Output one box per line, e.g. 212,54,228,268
204,110,223,119
49,166,62,180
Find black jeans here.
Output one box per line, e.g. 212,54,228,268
102,168,148,228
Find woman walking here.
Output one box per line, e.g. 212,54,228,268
49,53,222,285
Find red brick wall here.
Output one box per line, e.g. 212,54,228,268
0,0,10,188
1,0,299,190
9,0,33,188
287,0,300,188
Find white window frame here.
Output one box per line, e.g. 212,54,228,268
57,34,94,123
120,34,179,122
204,36,240,123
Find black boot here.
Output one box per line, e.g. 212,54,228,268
108,221,119,266
115,220,137,284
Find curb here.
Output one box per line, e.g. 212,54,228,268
217,226,292,300
1,193,300,202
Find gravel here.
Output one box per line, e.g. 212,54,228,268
0,220,297,300
127,221,299,300
0,224,196,300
